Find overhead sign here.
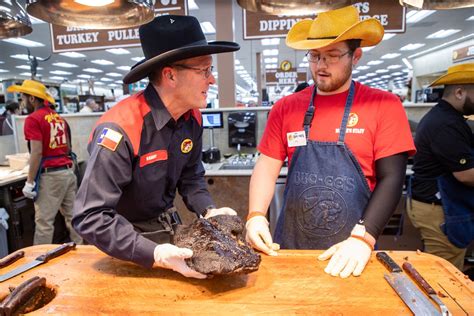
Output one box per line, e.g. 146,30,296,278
266,68,307,85
50,0,187,53
452,45,474,62
243,1,406,39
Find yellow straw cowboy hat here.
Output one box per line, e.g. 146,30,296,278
429,63,474,87
286,5,384,50
7,79,55,105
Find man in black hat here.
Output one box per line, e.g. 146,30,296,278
73,15,240,279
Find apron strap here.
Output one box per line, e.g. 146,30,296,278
337,81,356,145
303,86,317,137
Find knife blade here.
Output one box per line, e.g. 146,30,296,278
376,252,440,316
0,242,76,282
402,262,452,316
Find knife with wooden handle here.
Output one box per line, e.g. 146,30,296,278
0,251,25,268
402,262,452,316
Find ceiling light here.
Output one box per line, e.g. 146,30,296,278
265,64,277,69
402,58,413,69
387,65,402,69
106,72,122,77
117,66,131,71
406,10,435,24
200,21,215,34
3,37,44,47
352,70,360,74
100,77,113,81
95,81,104,85
358,76,367,80
50,76,65,80
391,72,403,76
362,47,374,52
426,29,461,39
236,0,352,15
188,0,199,10
409,33,474,59
74,0,114,6
261,38,280,46
376,69,389,73
467,16,474,21
106,48,131,55
382,34,396,41
367,60,383,65
0,0,32,39
235,65,245,70
78,74,92,78
59,52,86,58
400,0,474,9
20,72,35,76
91,59,114,65
53,62,78,68
366,73,377,77
131,57,143,62
26,0,155,29
234,59,240,65
299,62,309,68
264,57,277,63
50,70,72,75
0,69,9,73
381,53,401,59
263,49,278,56
10,54,29,60
400,43,425,51
356,66,370,70
381,75,391,79
84,68,103,73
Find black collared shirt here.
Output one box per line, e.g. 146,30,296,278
73,84,214,268
412,99,474,203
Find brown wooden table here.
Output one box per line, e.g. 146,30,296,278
0,245,472,315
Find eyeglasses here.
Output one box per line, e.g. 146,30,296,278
172,64,214,78
305,50,351,64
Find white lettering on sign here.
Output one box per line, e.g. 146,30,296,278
360,14,388,25
107,28,140,41
159,0,177,4
259,18,300,31
353,2,370,13
56,32,99,45
275,72,297,79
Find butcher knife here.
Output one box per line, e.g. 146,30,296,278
0,242,76,282
402,262,452,316
376,252,440,316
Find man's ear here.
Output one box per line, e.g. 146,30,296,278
352,47,363,66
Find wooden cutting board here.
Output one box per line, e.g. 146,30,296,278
0,245,472,315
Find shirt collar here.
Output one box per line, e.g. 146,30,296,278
144,84,194,130
438,99,465,119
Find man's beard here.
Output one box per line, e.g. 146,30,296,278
313,63,353,93
462,95,474,116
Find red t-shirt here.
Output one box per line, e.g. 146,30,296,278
24,106,72,168
258,82,416,191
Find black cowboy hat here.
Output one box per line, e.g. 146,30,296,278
123,15,240,84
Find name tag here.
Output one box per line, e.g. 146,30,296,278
287,131,307,147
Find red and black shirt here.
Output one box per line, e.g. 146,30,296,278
73,84,214,268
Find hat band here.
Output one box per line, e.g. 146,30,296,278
306,36,338,40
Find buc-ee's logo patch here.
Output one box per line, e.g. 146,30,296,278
181,139,193,154
347,113,359,127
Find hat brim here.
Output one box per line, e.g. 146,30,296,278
286,18,384,50
7,85,56,105
123,41,240,84
429,71,474,87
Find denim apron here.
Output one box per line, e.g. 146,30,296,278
437,172,474,249
274,82,371,249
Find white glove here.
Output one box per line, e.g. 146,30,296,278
317,237,372,278
204,207,237,219
245,215,278,256
22,181,37,199
153,244,206,279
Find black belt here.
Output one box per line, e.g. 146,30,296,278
41,164,72,173
412,196,442,206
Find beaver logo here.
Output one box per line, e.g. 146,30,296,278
296,186,348,237
347,113,359,127
181,139,193,154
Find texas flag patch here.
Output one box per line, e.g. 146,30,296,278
98,128,123,152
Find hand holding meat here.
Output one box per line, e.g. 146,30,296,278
204,207,237,219
317,237,372,278
245,215,278,256
153,244,206,279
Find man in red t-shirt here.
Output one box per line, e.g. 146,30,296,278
7,80,82,245
245,6,415,278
